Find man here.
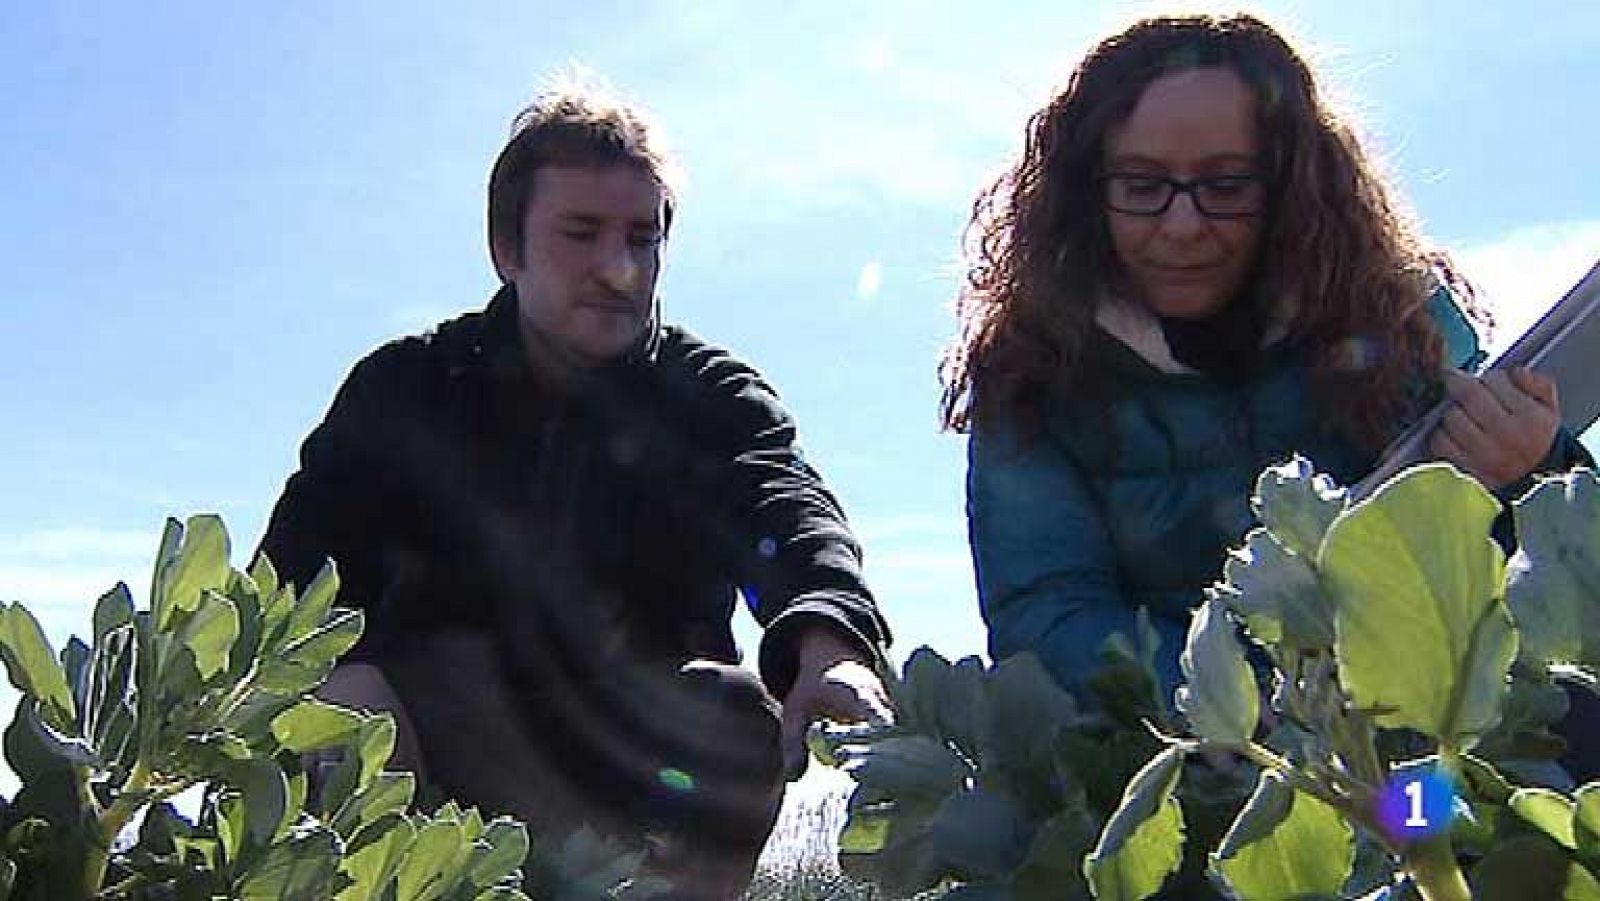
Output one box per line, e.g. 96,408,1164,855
259,82,893,899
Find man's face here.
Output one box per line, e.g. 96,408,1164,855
494,164,666,365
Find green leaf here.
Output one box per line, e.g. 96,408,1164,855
175,832,223,872
271,698,364,753
260,582,298,650
92,582,134,645
839,809,893,854
292,608,365,662
1568,866,1600,901
1459,754,1516,805
256,657,335,697
1014,808,1098,901
1505,470,1600,667
1512,788,1578,850
249,553,281,604
460,806,484,842
1083,745,1187,901
281,562,341,647
131,608,160,751
1251,455,1347,558
175,589,241,682
394,815,471,901
0,603,77,730
338,814,415,901
85,622,137,772
1089,626,1167,733
893,645,949,735
334,772,416,838
60,635,90,715
227,568,267,681
1213,528,1335,651
1174,600,1257,746
980,652,1078,772
1322,463,1515,745
156,515,232,632
1475,673,1572,764
841,734,969,800
139,799,193,854
1211,769,1354,899
148,517,183,621
1575,783,1600,867
926,787,1032,881
217,790,248,865
898,647,987,758
465,818,530,889
219,693,299,749
224,756,295,849
356,712,396,787
1472,834,1600,900
235,824,343,900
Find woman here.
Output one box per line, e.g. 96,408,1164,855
940,14,1587,704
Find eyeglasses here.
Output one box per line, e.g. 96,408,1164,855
1101,173,1267,219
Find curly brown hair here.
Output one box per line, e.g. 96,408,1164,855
938,12,1478,452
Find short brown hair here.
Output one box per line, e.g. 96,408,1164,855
487,78,681,267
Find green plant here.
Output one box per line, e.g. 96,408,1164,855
809,623,1251,899
1085,460,1600,900
0,514,537,899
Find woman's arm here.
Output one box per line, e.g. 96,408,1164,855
967,416,1183,693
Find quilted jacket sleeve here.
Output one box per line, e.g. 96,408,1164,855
967,414,1185,694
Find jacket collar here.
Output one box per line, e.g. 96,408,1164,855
463,285,665,388
1092,291,1297,375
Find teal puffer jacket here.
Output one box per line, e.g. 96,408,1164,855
967,289,1486,695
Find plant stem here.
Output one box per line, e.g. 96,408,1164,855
1238,742,1351,810
1401,831,1472,901
95,870,153,899
1437,745,1464,781
82,758,153,899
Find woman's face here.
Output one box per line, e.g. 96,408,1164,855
1102,67,1265,320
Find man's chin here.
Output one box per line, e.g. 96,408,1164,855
572,323,648,364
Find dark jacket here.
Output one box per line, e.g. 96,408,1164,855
260,287,891,712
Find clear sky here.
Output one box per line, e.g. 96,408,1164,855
3,0,1598,738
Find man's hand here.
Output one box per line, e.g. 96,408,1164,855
779,625,894,780
1429,367,1560,490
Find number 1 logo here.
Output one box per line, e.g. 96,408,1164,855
1378,769,1454,841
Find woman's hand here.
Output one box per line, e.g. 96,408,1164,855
1428,367,1561,490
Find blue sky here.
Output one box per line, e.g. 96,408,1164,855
3,1,1599,722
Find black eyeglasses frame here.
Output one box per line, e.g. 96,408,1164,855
1099,173,1268,220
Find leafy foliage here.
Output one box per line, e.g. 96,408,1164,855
1083,460,1600,900
821,461,1600,901
0,514,634,900
811,620,1251,899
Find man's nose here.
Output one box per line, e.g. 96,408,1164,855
596,239,640,292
